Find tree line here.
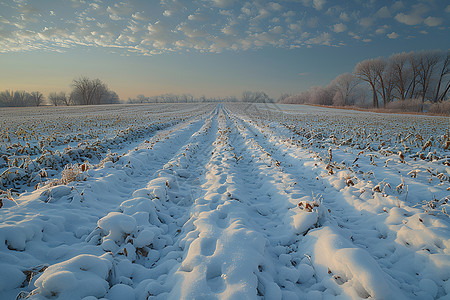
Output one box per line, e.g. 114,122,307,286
0,77,119,107
279,49,449,111
127,91,273,104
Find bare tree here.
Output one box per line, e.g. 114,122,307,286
13,91,30,107
242,91,253,102
49,92,60,106
72,77,108,105
0,90,14,107
416,50,441,105
49,92,69,106
389,52,411,100
433,51,450,102
406,52,420,99
60,92,70,106
331,73,359,106
354,59,383,108
30,91,44,106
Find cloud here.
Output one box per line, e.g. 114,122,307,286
269,2,282,11
306,32,331,45
394,13,422,25
387,32,399,39
18,4,40,14
339,12,350,22
375,25,389,35
375,6,391,18
132,12,148,21
313,0,326,11
0,0,445,55
188,13,209,22
446,5,450,13
106,3,132,16
424,16,442,27
332,23,347,33
211,0,235,8
359,17,374,28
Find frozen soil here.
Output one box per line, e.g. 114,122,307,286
0,103,449,300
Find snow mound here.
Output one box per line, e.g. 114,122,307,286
33,254,112,299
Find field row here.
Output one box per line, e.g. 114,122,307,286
0,103,448,299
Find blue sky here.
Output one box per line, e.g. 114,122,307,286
0,0,449,100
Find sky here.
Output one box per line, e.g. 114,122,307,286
0,0,449,100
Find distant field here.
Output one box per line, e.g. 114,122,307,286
1,103,449,299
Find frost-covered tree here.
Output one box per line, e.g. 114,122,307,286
330,73,359,106
30,91,44,106
0,90,14,107
416,50,441,105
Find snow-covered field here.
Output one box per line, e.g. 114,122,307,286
0,103,449,300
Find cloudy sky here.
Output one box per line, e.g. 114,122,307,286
0,0,449,99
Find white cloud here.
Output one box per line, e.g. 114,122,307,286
163,10,172,17
339,12,349,22
313,0,326,11
394,13,422,25
375,25,388,35
288,22,302,31
188,13,208,22
106,4,131,16
391,1,404,11
306,32,331,45
424,16,442,27
211,0,235,8
109,14,122,21
375,6,391,18
387,32,399,39
221,26,237,35
348,31,360,40
332,23,347,33
132,12,148,21
269,2,282,11
283,11,295,17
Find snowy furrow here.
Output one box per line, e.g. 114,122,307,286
0,109,216,299
235,110,449,299
1,103,449,300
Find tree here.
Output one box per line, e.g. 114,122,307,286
433,51,450,102
71,77,109,105
416,50,441,105
354,59,383,108
242,91,253,102
49,92,60,106
406,52,420,99
241,91,273,103
13,91,30,107
389,52,411,100
330,73,359,106
49,92,69,106
30,91,44,106
309,85,335,105
0,90,14,107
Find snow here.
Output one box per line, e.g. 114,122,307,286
0,103,449,299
